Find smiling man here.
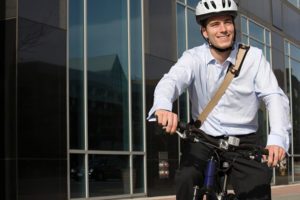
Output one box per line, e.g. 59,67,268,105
148,0,291,200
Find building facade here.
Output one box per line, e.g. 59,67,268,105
1,0,300,199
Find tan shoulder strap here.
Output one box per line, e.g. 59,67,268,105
194,44,250,128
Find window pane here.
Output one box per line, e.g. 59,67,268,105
290,43,300,61
294,157,300,182
70,154,85,198
265,30,270,46
188,8,204,48
249,20,264,42
177,4,186,57
69,0,85,149
266,47,271,63
187,0,199,7
249,38,264,52
131,0,144,151
89,155,129,197
241,16,248,34
242,34,249,45
87,0,129,150
133,155,145,193
291,59,300,154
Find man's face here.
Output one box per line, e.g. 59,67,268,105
202,15,235,50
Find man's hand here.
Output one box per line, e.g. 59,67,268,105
265,145,286,167
155,109,178,134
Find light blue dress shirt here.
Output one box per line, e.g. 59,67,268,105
148,43,291,151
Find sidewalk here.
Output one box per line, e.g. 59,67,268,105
272,183,300,200
130,183,300,200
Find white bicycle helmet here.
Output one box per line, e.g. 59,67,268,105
196,0,238,25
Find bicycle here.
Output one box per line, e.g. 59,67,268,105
175,121,269,200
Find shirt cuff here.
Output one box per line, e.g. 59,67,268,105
147,98,173,121
267,133,289,152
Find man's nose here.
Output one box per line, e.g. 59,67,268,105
219,23,227,32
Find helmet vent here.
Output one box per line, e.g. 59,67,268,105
222,0,226,8
210,1,217,9
228,0,232,7
204,2,209,9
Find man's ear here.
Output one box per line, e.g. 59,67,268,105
201,27,208,39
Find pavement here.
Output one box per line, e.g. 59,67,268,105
129,183,300,200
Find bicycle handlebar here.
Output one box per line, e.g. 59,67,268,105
175,121,269,160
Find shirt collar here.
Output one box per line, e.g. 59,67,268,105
205,43,238,65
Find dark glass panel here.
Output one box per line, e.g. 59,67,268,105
87,0,129,151
70,154,85,198
272,49,285,90
291,58,300,154
133,155,145,193
294,157,300,182
69,0,85,150
144,0,177,61
88,155,129,197
18,0,66,29
131,0,144,151
18,159,67,200
1,18,17,200
145,54,179,197
17,18,66,159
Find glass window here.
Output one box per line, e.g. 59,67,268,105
241,16,271,59
133,155,145,193
294,157,300,182
249,20,264,42
187,0,199,8
177,4,186,57
130,0,144,151
88,155,129,197
241,16,248,34
87,0,129,151
290,43,300,61
288,0,300,8
70,154,85,198
69,0,85,150
187,8,204,48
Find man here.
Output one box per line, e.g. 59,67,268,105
148,0,291,199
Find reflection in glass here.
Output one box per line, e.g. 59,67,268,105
69,0,85,149
291,58,300,154
188,8,204,48
249,20,264,42
133,155,145,193
131,0,144,151
87,0,129,151
88,155,129,197
70,154,85,198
